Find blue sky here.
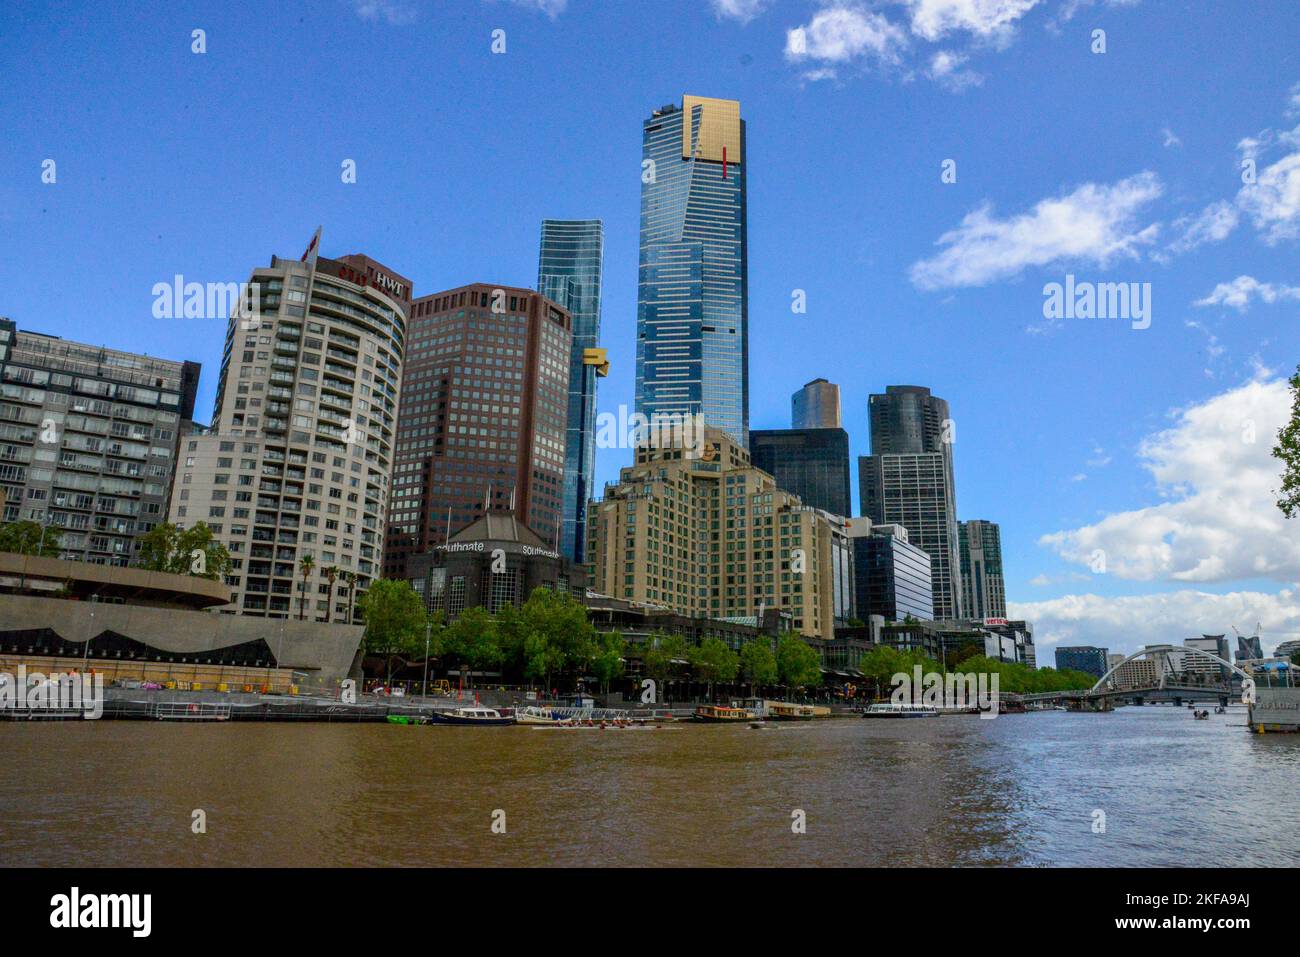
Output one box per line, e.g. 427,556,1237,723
3,0,1299,656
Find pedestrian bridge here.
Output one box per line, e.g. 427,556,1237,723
1024,645,1248,707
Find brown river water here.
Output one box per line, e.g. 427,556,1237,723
2,706,1297,867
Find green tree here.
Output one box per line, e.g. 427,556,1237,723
640,630,687,688
358,579,428,684
134,522,229,580
690,637,740,699
859,646,907,700
297,554,316,621
777,636,822,692
1274,364,1300,517
321,565,340,624
0,520,61,557
591,631,627,694
517,587,597,691
444,606,501,676
739,639,778,695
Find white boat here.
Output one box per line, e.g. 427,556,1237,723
515,706,566,725
862,702,940,718
427,707,515,726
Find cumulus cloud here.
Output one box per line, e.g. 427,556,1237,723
905,0,1041,45
785,4,909,75
712,0,769,22
1194,275,1300,312
909,171,1163,289
1236,125,1300,244
1010,588,1300,659
928,49,984,90
1039,377,1300,583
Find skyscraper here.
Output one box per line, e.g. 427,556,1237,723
750,428,851,517
858,385,963,619
537,219,604,563
792,378,841,430
170,245,408,622
959,519,1006,620
636,95,748,446
382,284,572,579
0,318,200,565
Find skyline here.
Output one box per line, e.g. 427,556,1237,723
2,0,1299,656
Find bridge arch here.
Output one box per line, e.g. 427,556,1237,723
1090,644,1251,693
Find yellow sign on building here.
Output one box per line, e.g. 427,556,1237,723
582,347,610,377
681,95,742,165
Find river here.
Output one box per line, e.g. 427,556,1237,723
2,705,1296,867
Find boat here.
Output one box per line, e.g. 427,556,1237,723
766,702,816,721
515,706,565,725
427,707,516,726
692,704,755,723
862,702,940,719
1193,709,1210,720
386,714,423,726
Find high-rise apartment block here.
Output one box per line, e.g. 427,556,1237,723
0,318,200,565
749,427,851,518
170,248,408,621
537,219,604,563
636,95,749,446
792,377,841,430
586,428,840,638
858,385,963,619
383,283,572,578
958,519,1006,621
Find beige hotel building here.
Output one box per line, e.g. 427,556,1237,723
169,247,408,622
586,427,842,639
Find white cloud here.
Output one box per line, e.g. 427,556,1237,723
493,0,567,17
785,5,909,72
712,0,768,23
1194,275,1300,312
1287,81,1300,118
927,49,984,91
1039,377,1300,583
1236,126,1300,244
1049,0,1141,31
909,171,1163,290
906,0,1040,45
1010,588,1300,659
353,0,418,24
1160,199,1239,259
1161,126,1182,148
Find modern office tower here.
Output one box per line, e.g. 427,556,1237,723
1055,645,1110,678
382,284,572,579
958,519,1006,621
169,247,409,621
1183,634,1233,679
587,427,840,638
858,385,963,619
537,219,604,564
1235,632,1264,663
0,318,200,565
792,377,841,430
845,519,934,622
636,95,749,446
750,427,851,517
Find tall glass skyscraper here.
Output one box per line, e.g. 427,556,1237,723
636,95,748,446
537,219,604,562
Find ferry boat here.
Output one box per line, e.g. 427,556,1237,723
427,707,516,726
862,702,940,719
766,702,816,721
692,704,755,723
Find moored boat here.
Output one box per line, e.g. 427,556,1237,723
692,704,755,723
427,707,516,726
766,702,816,721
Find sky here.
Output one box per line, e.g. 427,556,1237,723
2,0,1299,659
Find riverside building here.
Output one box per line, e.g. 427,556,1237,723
958,519,1006,621
586,427,840,639
0,318,200,565
382,284,572,579
168,245,409,622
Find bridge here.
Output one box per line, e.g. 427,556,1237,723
1021,645,1250,710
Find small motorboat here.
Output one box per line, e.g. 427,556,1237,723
427,707,516,726
386,714,423,726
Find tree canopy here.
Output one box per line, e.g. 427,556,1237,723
0,520,61,557
134,522,230,580
1273,364,1300,518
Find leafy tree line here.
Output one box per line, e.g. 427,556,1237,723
855,644,1097,698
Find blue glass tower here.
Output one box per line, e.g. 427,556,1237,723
636,95,749,446
538,219,604,562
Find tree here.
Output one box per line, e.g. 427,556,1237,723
739,640,778,695
690,637,739,700
444,606,500,676
340,570,358,625
591,632,626,694
358,579,429,685
297,554,315,621
777,636,822,692
0,521,61,557
321,565,340,624
641,630,687,689
516,587,597,691
134,522,229,580
1274,364,1300,518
